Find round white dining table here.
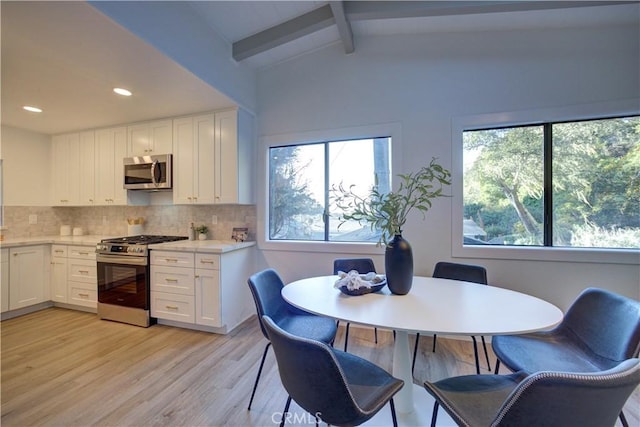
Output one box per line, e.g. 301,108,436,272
282,276,563,426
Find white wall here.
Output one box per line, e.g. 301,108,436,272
0,125,51,206
256,25,640,310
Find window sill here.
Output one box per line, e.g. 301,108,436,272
259,239,385,256
453,244,639,265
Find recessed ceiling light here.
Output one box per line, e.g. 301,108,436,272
113,87,132,97
23,106,43,113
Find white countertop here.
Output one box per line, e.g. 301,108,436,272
0,235,112,248
0,235,255,254
148,239,255,254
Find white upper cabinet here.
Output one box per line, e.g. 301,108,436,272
51,130,95,206
95,126,127,205
78,131,96,205
173,114,215,204
127,119,173,156
52,133,80,205
173,109,253,205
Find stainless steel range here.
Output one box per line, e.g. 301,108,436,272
96,235,187,327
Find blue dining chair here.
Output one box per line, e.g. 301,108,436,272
262,314,404,427
424,358,640,427
246,268,338,410
492,287,640,427
333,258,378,352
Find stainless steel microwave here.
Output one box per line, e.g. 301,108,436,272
123,154,172,190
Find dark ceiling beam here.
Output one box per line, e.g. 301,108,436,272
329,1,354,54
232,1,638,61
232,4,334,61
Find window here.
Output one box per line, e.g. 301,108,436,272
269,137,391,242
463,116,639,250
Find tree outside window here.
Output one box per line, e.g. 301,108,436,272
463,116,639,249
269,137,391,242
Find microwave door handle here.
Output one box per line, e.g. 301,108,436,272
151,160,160,187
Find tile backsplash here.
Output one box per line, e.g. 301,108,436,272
2,205,256,241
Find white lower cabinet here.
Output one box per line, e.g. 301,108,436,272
48,244,97,309
50,245,68,303
67,256,97,308
151,251,195,323
9,245,47,310
195,253,221,327
1,249,9,312
150,247,254,333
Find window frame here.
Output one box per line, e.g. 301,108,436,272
452,99,640,265
258,122,402,255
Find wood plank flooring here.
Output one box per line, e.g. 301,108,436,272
2,308,638,426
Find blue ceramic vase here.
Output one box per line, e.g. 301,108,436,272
385,234,413,295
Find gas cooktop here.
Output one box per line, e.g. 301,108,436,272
101,235,188,245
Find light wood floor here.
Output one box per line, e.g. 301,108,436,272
1,308,638,426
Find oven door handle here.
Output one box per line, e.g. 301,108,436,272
96,254,147,266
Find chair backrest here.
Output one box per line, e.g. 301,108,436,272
492,358,640,426
432,261,487,285
560,287,640,364
261,314,365,425
333,258,376,275
247,268,303,339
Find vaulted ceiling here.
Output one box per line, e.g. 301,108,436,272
1,1,637,135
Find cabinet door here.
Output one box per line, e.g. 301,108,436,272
51,256,68,303
95,127,127,205
172,117,196,204
52,133,80,205
78,131,96,205
194,114,216,204
173,115,215,204
149,120,172,154
195,268,221,327
9,246,46,309
128,120,172,156
215,110,239,204
127,123,150,156
1,249,9,312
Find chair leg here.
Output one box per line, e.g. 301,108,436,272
432,334,437,352
374,327,378,344
412,333,421,374
390,398,398,427
344,323,351,352
280,396,292,427
480,336,491,371
471,336,481,375
619,410,629,427
248,342,271,410
494,359,501,374
430,401,439,427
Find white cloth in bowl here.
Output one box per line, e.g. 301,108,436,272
334,270,378,291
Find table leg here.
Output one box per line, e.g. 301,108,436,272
392,330,414,414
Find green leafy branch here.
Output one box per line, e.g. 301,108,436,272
331,158,452,246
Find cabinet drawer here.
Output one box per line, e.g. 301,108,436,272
69,284,97,308
151,291,194,323
68,259,97,283
151,251,194,268
51,245,68,258
195,253,220,270
150,266,194,295
68,246,96,260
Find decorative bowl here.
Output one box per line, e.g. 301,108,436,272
338,276,387,296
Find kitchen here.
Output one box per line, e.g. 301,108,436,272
1,1,639,426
